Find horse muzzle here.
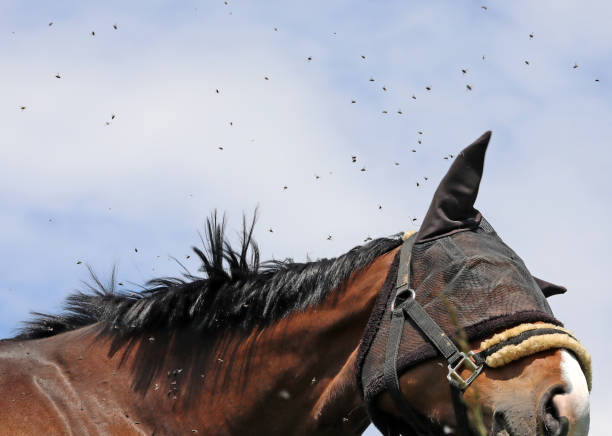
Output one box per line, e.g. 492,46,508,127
490,351,590,436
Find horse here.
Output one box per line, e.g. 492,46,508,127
0,131,590,435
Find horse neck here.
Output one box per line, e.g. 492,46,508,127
195,246,399,435
189,250,395,435
33,247,398,435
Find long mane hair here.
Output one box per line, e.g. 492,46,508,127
16,211,402,400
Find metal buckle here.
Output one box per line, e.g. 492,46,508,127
390,287,415,312
447,351,483,391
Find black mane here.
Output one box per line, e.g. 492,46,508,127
17,211,402,341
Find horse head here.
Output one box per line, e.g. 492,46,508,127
359,132,591,435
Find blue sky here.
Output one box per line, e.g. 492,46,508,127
1,1,611,434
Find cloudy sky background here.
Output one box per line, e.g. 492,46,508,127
1,1,610,434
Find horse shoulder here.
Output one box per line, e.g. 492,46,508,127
0,338,80,434
0,335,148,436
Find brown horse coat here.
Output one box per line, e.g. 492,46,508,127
0,248,399,436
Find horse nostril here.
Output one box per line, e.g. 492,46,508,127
540,386,569,436
492,410,512,435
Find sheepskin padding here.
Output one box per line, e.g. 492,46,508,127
402,230,417,241
480,322,572,349
480,324,592,391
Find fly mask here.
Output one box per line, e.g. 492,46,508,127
355,132,591,436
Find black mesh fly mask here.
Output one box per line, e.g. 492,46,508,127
355,132,591,436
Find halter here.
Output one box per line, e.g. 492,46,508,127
383,234,480,436
375,233,591,436
354,132,592,434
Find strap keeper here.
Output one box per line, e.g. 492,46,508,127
447,351,463,368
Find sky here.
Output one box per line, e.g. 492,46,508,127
1,1,611,434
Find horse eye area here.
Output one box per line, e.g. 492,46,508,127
540,385,570,436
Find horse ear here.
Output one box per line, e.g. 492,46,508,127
416,131,491,243
533,276,567,297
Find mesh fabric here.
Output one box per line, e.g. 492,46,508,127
359,218,559,402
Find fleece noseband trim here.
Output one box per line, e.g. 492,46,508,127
477,323,592,391
480,322,572,349
401,230,417,241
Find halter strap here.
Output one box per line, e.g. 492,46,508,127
383,235,481,436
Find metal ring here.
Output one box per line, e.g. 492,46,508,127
391,288,415,311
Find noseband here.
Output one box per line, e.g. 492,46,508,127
367,234,591,436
